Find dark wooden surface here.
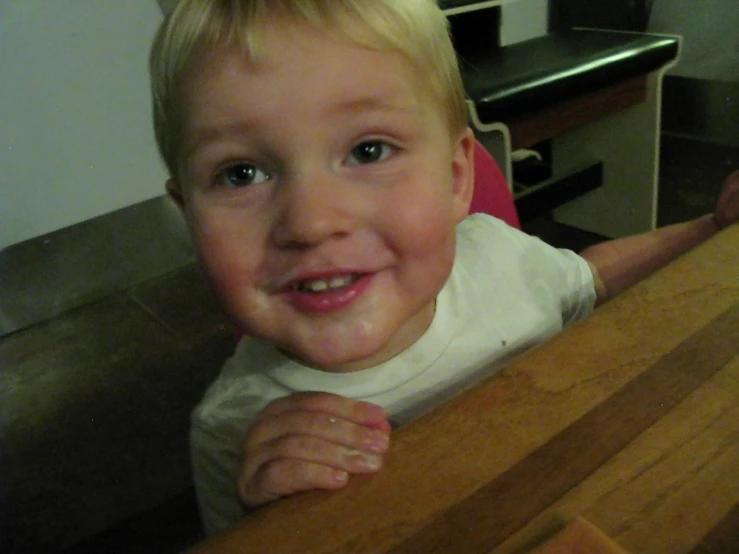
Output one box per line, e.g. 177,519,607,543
188,224,739,554
0,264,235,554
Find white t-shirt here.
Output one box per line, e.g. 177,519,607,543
191,214,596,534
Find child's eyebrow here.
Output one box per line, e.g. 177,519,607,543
331,94,418,115
184,122,252,162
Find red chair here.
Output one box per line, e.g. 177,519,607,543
469,140,521,229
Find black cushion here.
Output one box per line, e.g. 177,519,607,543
462,29,680,123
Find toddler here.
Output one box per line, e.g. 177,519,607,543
149,0,739,535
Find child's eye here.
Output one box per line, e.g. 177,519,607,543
217,163,270,188
347,141,394,165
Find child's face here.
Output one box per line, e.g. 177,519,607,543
170,21,474,372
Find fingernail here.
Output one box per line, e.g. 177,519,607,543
364,432,389,453
346,449,382,471
334,470,348,483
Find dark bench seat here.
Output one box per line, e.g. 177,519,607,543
462,28,680,123
0,263,234,554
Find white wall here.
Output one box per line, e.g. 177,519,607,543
649,0,739,82
0,0,551,251
500,0,548,46
0,1,168,250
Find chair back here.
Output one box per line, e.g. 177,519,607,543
469,140,521,229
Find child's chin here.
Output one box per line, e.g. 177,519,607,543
286,344,388,373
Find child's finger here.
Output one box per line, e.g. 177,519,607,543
260,391,389,429
239,392,391,508
715,172,739,229
239,458,350,507
239,437,387,508
262,434,383,474
245,409,390,460
240,433,385,507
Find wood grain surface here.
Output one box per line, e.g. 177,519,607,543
188,224,739,554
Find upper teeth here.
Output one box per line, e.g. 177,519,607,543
299,275,355,292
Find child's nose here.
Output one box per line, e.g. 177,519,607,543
271,172,358,248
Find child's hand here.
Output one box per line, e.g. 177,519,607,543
238,392,391,508
715,169,739,230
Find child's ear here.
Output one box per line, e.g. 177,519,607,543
451,127,475,223
166,178,186,211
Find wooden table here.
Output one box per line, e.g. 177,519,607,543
188,224,739,554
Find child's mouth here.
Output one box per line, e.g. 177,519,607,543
294,273,360,293
286,272,372,313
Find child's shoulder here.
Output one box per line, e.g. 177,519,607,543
457,213,529,250
455,213,586,276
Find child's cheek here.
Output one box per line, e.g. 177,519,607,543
190,210,258,297
394,200,457,259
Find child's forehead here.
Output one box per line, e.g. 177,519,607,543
177,27,443,161
184,23,425,109
199,18,413,72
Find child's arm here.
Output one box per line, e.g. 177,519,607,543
238,392,391,508
581,170,739,306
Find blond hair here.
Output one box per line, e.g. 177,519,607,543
150,0,468,178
